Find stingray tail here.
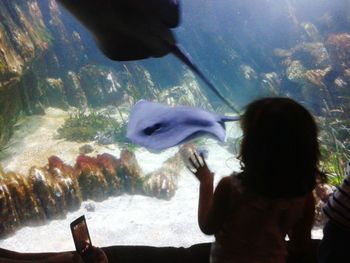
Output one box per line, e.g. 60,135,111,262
221,116,240,122
169,44,240,114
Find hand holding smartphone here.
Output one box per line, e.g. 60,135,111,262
70,215,93,263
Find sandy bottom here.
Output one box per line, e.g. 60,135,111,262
0,108,322,253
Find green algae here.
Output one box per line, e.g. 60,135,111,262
57,109,128,144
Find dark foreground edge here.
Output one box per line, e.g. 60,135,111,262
102,240,320,263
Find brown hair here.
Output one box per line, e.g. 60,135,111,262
238,97,321,198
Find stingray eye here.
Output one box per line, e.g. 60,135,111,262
143,123,162,135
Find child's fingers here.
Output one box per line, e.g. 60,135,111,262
200,152,207,167
186,165,197,175
188,156,199,169
186,165,202,181
193,152,203,167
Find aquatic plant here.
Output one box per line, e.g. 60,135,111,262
318,103,350,186
124,65,142,104
57,109,127,144
320,126,350,186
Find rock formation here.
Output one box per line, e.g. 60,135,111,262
0,145,197,238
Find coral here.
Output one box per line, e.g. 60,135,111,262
285,60,333,112
327,33,350,70
292,42,330,69
304,69,328,87
117,149,144,193
28,166,65,219
75,155,109,201
237,64,259,98
240,65,257,80
143,147,185,200
5,171,45,223
0,147,187,237
0,166,20,236
260,72,281,96
281,41,330,73
286,60,306,84
48,156,82,210
143,171,177,200
97,153,122,195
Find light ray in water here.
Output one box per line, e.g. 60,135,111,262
56,0,240,114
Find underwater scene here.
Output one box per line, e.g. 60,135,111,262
0,0,349,253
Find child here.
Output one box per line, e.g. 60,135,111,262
188,97,322,263
318,161,350,263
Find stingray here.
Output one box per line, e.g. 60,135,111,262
57,0,239,113
127,100,239,150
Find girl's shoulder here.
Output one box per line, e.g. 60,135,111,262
227,172,248,192
216,173,244,198
224,172,312,209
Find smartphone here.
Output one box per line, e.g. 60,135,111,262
70,215,93,262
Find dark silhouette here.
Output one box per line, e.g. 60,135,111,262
188,97,322,263
318,161,350,263
0,247,107,263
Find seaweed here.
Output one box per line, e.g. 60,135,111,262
123,65,142,104
57,109,129,144
319,101,350,186
0,60,4,73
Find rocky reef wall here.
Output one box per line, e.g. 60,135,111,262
0,0,48,147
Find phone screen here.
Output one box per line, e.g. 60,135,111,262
70,215,92,257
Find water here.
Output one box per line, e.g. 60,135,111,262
0,0,348,252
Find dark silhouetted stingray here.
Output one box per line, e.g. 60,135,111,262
57,0,239,113
127,100,239,150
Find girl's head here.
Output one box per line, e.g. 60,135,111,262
239,97,320,198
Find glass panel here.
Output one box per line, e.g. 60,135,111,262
0,0,349,252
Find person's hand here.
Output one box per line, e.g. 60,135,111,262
39,252,84,263
40,247,108,263
187,152,214,184
88,246,108,263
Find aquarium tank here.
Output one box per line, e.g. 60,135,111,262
0,0,349,253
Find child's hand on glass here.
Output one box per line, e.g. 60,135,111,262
187,152,214,184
